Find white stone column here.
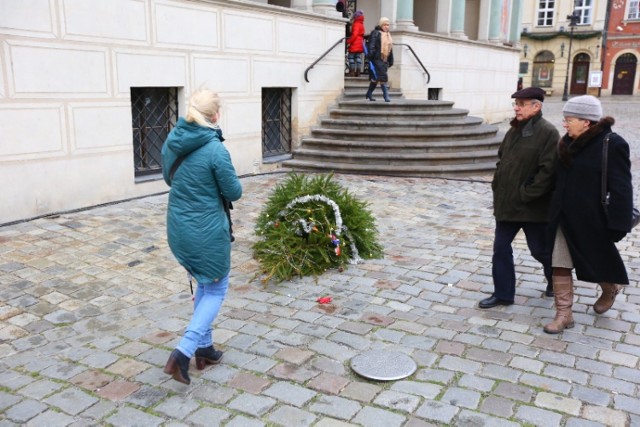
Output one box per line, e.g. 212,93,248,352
477,0,491,41
291,0,313,12
488,0,503,43
312,0,341,16
380,0,398,28
436,0,453,35
509,0,523,45
450,0,468,39
395,0,418,31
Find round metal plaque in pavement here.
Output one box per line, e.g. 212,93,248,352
350,350,417,381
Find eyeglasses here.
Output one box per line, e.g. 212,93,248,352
562,117,582,124
511,101,535,108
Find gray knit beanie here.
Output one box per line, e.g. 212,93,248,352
562,95,603,122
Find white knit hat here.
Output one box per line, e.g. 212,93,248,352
562,95,603,122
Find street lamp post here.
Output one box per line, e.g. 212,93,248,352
562,12,580,101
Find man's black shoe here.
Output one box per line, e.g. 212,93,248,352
479,296,513,309
545,283,554,297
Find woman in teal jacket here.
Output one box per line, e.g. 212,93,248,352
161,89,242,385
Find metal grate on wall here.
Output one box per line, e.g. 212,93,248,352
131,87,178,177
428,88,441,100
262,88,292,158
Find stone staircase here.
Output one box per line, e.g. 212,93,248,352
282,76,502,177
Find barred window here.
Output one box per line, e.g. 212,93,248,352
262,88,292,158
537,0,555,26
131,87,179,178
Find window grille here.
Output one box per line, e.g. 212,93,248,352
131,87,178,177
617,53,638,64
262,88,292,158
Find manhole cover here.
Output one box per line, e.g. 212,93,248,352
350,350,417,381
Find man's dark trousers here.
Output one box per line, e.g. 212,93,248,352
492,221,552,302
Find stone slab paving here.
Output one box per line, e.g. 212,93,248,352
1,98,640,426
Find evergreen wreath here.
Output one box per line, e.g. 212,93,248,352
253,173,383,283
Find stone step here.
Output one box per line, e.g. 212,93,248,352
282,159,498,178
343,79,398,87
344,75,375,83
310,124,499,142
329,107,469,121
289,147,498,166
287,76,499,177
318,116,484,131
343,88,403,95
299,135,502,153
338,99,455,111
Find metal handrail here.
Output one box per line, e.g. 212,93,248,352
304,37,346,83
396,43,431,84
304,39,431,85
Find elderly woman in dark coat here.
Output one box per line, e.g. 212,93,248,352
544,95,633,334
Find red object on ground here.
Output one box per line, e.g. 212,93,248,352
317,296,333,304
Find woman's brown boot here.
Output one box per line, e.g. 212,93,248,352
593,283,621,314
544,275,575,334
163,349,191,385
195,346,223,370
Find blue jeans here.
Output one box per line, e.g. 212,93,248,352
348,52,362,70
176,274,229,358
492,221,552,302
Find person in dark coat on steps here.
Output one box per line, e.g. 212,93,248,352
544,95,633,334
479,87,559,310
366,17,393,102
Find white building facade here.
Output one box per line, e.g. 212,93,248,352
0,0,523,224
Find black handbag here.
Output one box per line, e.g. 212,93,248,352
601,133,640,229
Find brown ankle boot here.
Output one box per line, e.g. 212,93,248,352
163,349,191,385
544,275,575,334
593,283,621,314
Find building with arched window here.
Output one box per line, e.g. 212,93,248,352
532,50,555,88
519,0,640,98
519,0,606,97
601,0,640,96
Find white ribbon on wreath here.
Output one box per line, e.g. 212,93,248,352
276,194,363,264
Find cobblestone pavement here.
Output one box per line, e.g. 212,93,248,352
2,97,640,426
